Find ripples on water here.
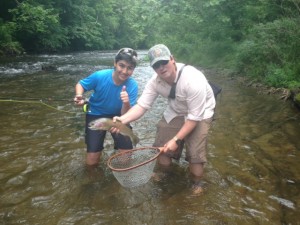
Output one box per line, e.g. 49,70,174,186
0,51,300,225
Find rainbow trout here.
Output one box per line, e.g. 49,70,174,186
88,118,140,146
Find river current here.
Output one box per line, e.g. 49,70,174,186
0,51,299,225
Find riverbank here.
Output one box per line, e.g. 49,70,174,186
205,68,300,110
235,76,300,110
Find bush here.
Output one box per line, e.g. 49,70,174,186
264,63,298,88
9,2,69,53
235,18,300,88
0,20,23,55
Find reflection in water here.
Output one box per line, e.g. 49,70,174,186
0,51,300,225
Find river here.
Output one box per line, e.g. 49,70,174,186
0,51,299,225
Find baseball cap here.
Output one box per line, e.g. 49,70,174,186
148,44,171,66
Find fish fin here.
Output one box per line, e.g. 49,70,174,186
132,134,140,147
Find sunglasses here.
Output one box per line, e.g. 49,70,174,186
152,60,169,70
117,48,138,58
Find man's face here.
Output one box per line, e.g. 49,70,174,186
152,57,176,82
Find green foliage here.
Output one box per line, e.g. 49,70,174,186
0,0,299,89
140,0,238,67
235,18,300,88
9,1,68,52
295,93,300,105
265,63,298,88
0,19,23,55
56,0,114,50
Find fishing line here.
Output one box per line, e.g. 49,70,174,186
0,98,76,114
0,97,72,102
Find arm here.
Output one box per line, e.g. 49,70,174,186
74,83,85,106
120,86,131,115
163,70,208,152
162,119,198,153
117,104,147,124
111,104,147,133
121,101,131,115
112,77,155,130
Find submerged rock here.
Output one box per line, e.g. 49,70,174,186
42,65,57,71
292,90,300,109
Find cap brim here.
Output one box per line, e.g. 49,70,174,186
150,56,170,66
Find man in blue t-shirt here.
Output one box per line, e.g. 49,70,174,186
74,48,139,166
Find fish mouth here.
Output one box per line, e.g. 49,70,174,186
88,125,96,130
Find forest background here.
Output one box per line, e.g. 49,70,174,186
0,0,299,95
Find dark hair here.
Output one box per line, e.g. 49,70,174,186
115,48,138,67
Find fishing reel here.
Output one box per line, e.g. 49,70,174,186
82,102,89,113
74,95,90,113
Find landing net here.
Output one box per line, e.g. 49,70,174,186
107,147,161,188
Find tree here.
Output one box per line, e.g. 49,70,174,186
0,19,23,55
9,1,68,52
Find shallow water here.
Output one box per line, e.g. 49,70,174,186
0,51,299,225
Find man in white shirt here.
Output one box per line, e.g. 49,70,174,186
113,44,216,194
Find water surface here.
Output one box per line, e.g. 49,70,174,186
0,51,299,225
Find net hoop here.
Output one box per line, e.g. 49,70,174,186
107,147,161,172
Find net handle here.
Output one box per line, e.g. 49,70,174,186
107,147,162,172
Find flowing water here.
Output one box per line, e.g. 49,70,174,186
0,51,299,225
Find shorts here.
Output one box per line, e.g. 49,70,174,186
153,116,213,164
85,114,133,152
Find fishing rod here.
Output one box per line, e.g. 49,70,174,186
0,97,77,114
0,97,73,102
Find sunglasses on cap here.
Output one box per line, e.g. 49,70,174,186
152,60,169,70
116,48,138,58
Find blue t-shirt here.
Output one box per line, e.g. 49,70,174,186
79,69,138,116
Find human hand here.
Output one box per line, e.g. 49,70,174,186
110,116,122,133
74,95,85,105
120,86,129,103
162,138,178,153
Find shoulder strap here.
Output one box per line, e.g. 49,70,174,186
168,64,187,99
175,64,187,84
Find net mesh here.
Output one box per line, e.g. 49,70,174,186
107,147,161,188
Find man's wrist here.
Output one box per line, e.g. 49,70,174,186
173,136,182,146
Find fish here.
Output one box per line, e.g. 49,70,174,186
88,118,140,146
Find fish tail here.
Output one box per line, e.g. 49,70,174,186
131,134,140,147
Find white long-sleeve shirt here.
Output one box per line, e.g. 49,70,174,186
137,63,216,123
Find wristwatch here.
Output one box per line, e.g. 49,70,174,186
173,136,183,146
